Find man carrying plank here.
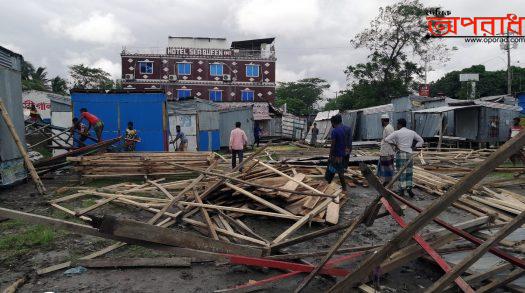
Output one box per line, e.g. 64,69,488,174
384,118,423,197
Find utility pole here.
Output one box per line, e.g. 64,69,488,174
507,30,512,95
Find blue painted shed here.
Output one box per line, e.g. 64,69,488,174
167,98,220,151
71,90,168,151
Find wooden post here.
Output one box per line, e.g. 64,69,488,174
425,211,525,293
438,112,444,150
328,129,525,292
0,100,46,194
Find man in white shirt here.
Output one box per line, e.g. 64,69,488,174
377,114,395,185
385,118,424,197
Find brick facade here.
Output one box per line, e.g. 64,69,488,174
121,44,276,102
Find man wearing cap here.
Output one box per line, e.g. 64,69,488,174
385,118,424,197
377,114,395,186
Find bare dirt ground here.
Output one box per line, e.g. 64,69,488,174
0,173,480,292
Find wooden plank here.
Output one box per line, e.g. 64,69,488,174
328,129,525,292
178,202,307,221
277,173,306,198
0,100,46,194
3,277,26,293
255,160,327,196
425,211,525,293
272,188,342,245
75,195,118,216
477,268,525,293
95,215,263,256
74,257,191,268
148,180,175,199
380,197,474,293
148,160,219,225
325,195,340,225
225,182,293,215
270,220,356,251
50,203,91,222
192,188,219,240
294,192,383,292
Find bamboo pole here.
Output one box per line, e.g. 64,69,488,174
0,101,46,194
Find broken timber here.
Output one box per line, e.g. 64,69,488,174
328,128,525,292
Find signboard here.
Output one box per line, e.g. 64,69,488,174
167,47,233,57
418,84,430,97
459,73,479,82
22,97,51,120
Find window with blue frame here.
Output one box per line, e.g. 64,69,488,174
241,90,254,102
177,89,192,99
139,62,153,74
246,64,260,77
210,63,223,76
177,63,191,75
209,90,222,102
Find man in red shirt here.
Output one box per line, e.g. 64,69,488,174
78,108,104,142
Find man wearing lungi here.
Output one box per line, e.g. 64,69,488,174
385,118,424,197
377,114,395,186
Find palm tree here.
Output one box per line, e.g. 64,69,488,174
21,60,49,91
51,76,68,95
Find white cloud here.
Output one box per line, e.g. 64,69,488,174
92,58,121,79
45,12,135,45
63,52,120,79
235,0,320,36
276,66,307,82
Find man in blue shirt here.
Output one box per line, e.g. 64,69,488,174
326,114,348,191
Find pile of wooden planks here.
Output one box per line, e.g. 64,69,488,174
68,152,218,178
51,150,360,251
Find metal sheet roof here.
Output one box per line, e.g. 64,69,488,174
314,110,339,121
413,104,480,114
215,102,272,120
361,103,393,114
474,100,522,111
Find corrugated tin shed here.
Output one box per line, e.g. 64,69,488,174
167,98,220,151
0,46,27,185
218,106,254,147
358,104,394,140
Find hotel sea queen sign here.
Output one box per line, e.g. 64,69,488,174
166,47,233,56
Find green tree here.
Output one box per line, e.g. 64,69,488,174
50,76,69,95
431,65,525,98
327,0,449,110
21,61,50,91
69,64,114,90
275,78,330,116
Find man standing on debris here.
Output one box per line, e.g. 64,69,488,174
78,108,104,142
385,118,424,197
229,121,248,170
124,121,141,152
254,122,261,147
310,122,319,146
171,125,188,151
377,114,395,186
509,117,525,175
342,117,353,170
325,114,348,191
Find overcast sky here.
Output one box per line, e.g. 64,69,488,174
1,0,524,99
